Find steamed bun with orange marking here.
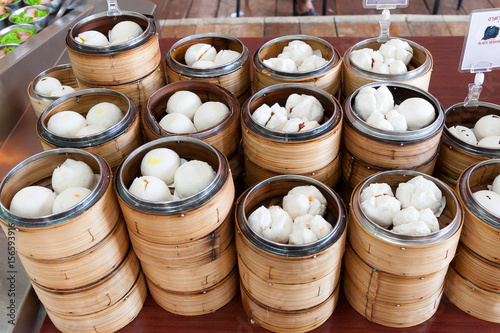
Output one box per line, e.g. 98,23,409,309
52,187,92,214
128,176,173,202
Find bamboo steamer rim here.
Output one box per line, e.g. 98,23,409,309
31,245,134,293
0,148,110,228
242,83,342,142
345,82,444,143
28,64,77,102
351,170,462,246
115,136,230,213
236,175,347,257
449,264,500,296
344,37,432,81
66,11,155,54
457,158,500,228
36,88,138,148
143,81,238,138
165,32,250,78
254,34,340,79
442,101,500,157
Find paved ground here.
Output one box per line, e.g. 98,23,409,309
160,14,470,38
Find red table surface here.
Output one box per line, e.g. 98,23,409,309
40,37,500,333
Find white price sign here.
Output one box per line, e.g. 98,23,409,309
363,0,408,9
460,9,500,72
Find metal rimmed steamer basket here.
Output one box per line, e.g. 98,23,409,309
235,175,347,333
341,82,444,198
343,37,433,97
66,10,166,108
0,149,146,333
444,159,500,323
253,34,342,95
344,170,463,327
37,88,143,172
28,64,79,118
435,102,500,187
141,81,243,188
241,83,343,188
115,137,237,315
165,33,251,105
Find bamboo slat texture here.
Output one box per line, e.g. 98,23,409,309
77,64,167,110
37,36,500,333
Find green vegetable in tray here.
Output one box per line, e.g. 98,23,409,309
26,0,43,4
6,46,15,54
10,9,48,23
0,28,33,44
0,12,9,19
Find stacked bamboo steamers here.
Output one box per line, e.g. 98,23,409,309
0,149,146,332
6,11,500,329
115,137,237,315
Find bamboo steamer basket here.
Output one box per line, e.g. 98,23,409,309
452,243,500,293
235,175,346,332
141,80,241,158
343,244,446,327
243,152,340,189
445,265,500,323
147,266,238,316
456,159,500,263
142,241,236,292
116,137,235,245
342,37,433,96
46,272,147,333
77,63,166,109
165,33,250,105
129,212,234,268
37,88,143,172
348,170,463,277
31,247,140,316
18,219,129,290
252,35,342,95
435,102,500,186
0,149,120,260
240,282,339,333
241,83,343,187
66,11,161,86
343,82,444,170
342,82,444,191
27,64,80,118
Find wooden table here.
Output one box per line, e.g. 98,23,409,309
37,36,500,332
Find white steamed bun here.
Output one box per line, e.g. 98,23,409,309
449,125,478,145
193,101,230,131
86,102,123,129
473,115,500,141
75,30,109,46
395,176,442,214
10,186,56,217
52,187,92,214
51,159,95,194
282,185,327,220
35,77,61,96
185,43,217,67
47,111,87,137
285,94,324,123
141,148,181,185
159,113,196,134
166,90,202,120
289,214,332,245
473,190,500,217
174,160,216,198
109,21,143,43
128,176,173,202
